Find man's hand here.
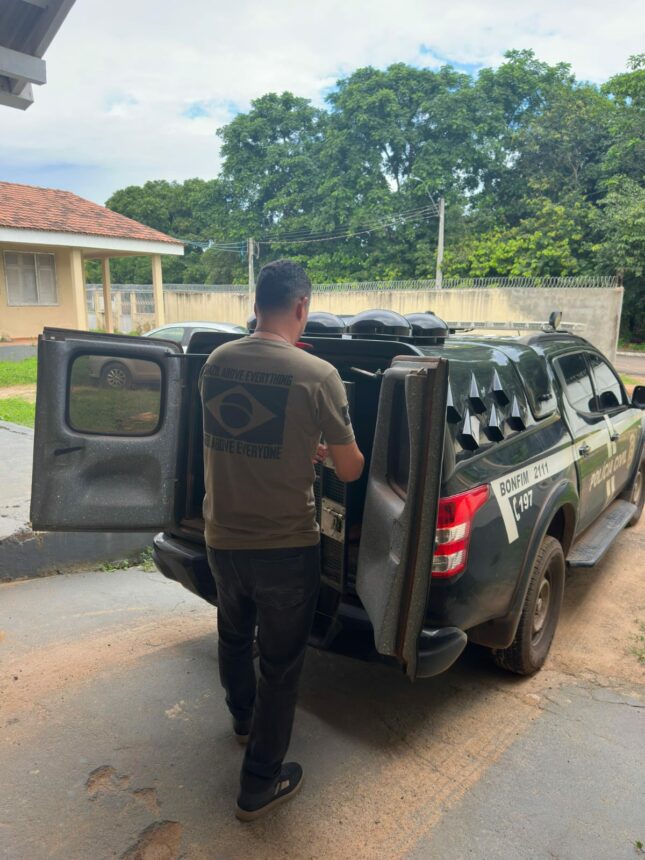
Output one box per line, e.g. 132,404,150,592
312,443,328,464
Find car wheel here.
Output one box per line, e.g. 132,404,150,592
623,464,644,527
493,536,565,676
100,361,132,390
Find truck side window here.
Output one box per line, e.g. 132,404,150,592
556,353,597,414
587,352,626,412
389,383,410,496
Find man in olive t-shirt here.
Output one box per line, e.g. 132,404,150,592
200,259,364,821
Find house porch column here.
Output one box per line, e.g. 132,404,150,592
151,254,165,326
101,257,113,333
69,248,89,330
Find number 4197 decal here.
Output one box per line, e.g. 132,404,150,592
512,489,534,522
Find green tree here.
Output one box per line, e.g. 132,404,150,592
601,55,645,183
596,178,645,340
98,52,641,304
217,91,325,235
445,192,596,277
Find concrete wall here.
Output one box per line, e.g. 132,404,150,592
316,286,623,360
85,283,624,360
161,285,623,360
0,243,87,339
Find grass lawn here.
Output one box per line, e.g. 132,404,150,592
69,384,160,434
0,357,38,387
618,341,645,353
0,397,35,427
621,374,639,386
0,356,160,433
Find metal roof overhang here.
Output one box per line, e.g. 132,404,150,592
0,0,75,110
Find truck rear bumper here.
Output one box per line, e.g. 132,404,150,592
417,627,468,678
152,532,217,604
153,532,468,678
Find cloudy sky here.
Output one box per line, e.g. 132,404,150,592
1,0,642,204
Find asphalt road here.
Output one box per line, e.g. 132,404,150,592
615,351,645,380
1,524,644,860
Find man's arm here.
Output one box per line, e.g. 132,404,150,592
316,368,365,482
327,441,364,483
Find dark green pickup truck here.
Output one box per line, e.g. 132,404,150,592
30,310,645,681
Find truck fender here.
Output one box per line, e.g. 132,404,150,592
619,426,645,506
468,478,578,650
626,425,645,484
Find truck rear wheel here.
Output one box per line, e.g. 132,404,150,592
493,536,565,676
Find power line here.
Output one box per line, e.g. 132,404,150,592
255,203,440,243
256,203,440,244
258,208,439,246
179,238,246,253
259,205,441,246
176,199,442,252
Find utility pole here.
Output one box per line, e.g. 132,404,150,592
435,197,445,289
247,237,255,316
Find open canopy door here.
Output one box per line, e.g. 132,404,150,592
30,328,184,532
356,358,448,680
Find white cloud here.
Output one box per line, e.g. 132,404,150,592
1,0,642,202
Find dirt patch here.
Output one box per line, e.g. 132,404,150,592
86,765,131,799
132,788,161,817
550,523,645,685
0,611,215,716
121,820,183,860
0,384,36,402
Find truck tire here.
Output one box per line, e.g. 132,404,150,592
622,464,644,527
493,536,565,676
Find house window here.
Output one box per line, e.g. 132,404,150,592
4,252,58,306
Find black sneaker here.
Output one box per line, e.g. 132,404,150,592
233,718,251,745
235,762,303,821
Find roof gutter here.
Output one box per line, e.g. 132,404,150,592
0,226,184,256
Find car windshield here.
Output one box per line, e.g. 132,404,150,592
146,326,184,342
147,323,244,336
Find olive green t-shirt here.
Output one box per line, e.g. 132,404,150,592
199,336,355,549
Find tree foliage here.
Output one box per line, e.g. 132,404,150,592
101,51,645,339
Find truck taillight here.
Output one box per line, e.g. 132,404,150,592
432,485,490,578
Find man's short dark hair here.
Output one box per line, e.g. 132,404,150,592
255,260,312,313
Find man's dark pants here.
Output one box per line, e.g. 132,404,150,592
206,544,320,795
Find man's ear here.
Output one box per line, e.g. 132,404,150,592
295,297,308,322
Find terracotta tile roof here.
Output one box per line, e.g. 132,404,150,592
0,181,183,246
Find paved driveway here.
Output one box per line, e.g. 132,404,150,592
615,351,645,381
0,420,32,540
1,521,644,860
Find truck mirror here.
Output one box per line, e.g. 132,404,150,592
632,385,645,409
